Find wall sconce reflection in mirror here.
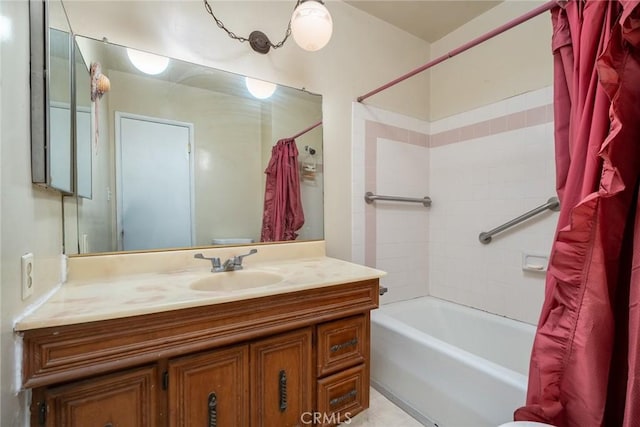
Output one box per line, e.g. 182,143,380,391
125,48,169,75
245,77,277,99
203,0,333,54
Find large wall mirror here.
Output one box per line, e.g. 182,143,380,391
63,35,324,255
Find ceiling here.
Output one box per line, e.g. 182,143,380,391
345,1,502,43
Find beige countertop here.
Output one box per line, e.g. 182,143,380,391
15,244,385,331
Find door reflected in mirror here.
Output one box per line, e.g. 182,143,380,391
66,36,323,255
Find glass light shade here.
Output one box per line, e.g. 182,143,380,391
291,1,333,52
126,48,170,75
245,77,277,99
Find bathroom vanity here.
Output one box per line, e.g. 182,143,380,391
16,242,383,426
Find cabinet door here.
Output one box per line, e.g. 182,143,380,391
42,365,157,427
251,328,313,427
168,344,249,427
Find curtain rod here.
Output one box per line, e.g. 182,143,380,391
357,0,557,103
290,120,322,140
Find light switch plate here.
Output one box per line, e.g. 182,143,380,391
21,253,34,300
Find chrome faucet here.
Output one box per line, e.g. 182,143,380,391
195,249,258,272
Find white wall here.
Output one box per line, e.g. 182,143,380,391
430,0,553,120
0,1,64,425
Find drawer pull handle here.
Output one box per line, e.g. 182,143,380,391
329,389,357,407
279,370,287,412
208,392,217,427
330,337,358,353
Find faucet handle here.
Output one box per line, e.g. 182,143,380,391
194,253,221,271
232,248,258,268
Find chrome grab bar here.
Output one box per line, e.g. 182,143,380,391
479,196,560,244
365,192,432,208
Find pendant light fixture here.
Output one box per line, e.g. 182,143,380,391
203,0,333,54
290,0,333,52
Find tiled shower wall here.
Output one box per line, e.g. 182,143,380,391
352,106,430,303
352,87,557,324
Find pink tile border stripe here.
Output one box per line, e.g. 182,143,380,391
430,104,553,148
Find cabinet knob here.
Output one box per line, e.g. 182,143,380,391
104,424,113,427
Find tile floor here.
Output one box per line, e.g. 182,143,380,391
341,388,424,426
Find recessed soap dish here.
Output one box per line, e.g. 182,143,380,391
522,252,549,272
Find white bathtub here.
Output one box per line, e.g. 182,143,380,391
371,296,536,427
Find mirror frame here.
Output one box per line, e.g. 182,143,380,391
29,0,76,194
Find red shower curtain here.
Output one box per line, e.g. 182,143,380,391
260,138,305,242
515,1,640,426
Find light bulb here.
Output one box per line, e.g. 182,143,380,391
245,77,277,99
291,0,333,52
126,48,169,75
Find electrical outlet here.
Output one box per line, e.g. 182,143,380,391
21,253,34,300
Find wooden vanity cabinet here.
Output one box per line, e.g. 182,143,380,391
23,279,379,427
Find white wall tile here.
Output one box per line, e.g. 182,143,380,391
428,118,555,324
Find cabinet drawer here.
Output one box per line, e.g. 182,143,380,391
317,315,367,377
316,364,367,427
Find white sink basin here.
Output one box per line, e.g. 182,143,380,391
190,270,283,292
